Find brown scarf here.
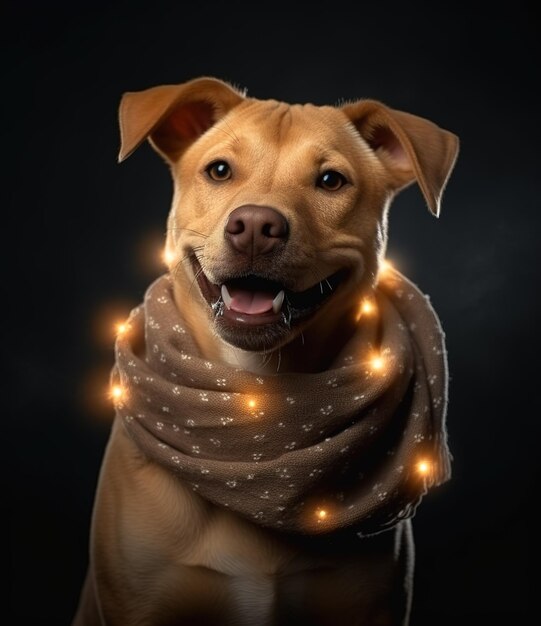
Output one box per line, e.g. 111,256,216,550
112,268,451,536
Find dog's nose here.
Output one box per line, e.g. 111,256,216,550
224,205,289,257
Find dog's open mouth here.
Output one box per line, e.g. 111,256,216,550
220,276,288,320
191,256,346,331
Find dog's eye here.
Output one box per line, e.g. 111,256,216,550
317,170,348,191
206,160,232,181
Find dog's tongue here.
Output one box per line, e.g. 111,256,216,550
229,287,275,315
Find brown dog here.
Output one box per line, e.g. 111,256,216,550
73,77,458,626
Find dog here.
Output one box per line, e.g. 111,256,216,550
72,77,458,626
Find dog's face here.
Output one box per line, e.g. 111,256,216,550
164,101,389,352
119,78,458,353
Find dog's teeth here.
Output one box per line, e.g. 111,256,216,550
221,284,232,310
272,290,285,314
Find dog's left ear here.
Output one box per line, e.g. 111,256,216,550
118,77,246,163
341,100,459,217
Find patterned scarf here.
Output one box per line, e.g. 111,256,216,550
112,268,451,536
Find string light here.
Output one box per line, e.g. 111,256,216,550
361,299,375,315
356,298,376,321
417,459,432,476
378,259,393,280
162,247,176,266
116,322,129,336
110,384,126,402
370,354,385,371
101,250,442,522
316,508,328,521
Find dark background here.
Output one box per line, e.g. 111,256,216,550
6,2,538,624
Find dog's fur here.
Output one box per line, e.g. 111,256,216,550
73,78,458,626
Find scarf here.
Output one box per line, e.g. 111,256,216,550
112,268,451,536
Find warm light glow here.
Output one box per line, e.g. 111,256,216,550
378,259,394,279
370,355,385,371
116,322,129,336
110,385,125,401
162,248,176,266
247,398,257,409
361,300,375,314
316,508,327,520
356,298,376,321
417,460,431,475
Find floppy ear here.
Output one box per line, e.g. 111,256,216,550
341,100,459,217
118,77,246,163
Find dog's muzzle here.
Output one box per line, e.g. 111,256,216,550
189,204,347,348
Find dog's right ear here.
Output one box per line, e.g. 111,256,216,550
341,100,459,217
117,77,246,164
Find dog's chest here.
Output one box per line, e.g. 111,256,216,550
171,505,410,626
101,423,412,625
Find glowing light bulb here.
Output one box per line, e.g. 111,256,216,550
378,259,394,280
316,508,328,521
361,300,375,314
110,385,125,402
247,398,257,409
417,460,431,475
370,355,385,371
116,322,129,336
162,248,176,266
356,298,376,321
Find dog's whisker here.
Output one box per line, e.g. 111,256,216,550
306,266,325,293
222,119,240,145
188,267,205,298
259,348,272,369
178,247,204,266
166,243,205,282
217,128,237,145
170,254,190,282
167,227,209,238
169,248,205,279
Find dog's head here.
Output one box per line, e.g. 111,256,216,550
118,77,458,353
